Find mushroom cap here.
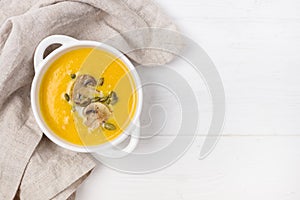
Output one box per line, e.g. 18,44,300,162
83,102,112,129
71,75,97,107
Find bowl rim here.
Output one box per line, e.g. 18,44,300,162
31,40,143,152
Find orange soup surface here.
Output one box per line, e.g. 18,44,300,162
39,48,137,146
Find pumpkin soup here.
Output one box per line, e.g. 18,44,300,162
39,48,137,146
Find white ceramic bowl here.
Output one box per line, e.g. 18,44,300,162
31,35,142,155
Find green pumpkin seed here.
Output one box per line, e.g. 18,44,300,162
91,96,101,102
103,122,116,131
106,98,111,105
70,74,76,79
64,93,70,102
99,96,109,103
98,77,104,86
108,91,114,98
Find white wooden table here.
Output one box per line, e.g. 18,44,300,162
76,0,300,199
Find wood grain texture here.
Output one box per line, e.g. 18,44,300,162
158,0,300,135
77,136,300,200
76,0,300,199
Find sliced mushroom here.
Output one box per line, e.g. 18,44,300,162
83,102,112,129
84,115,101,130
82,76,97,87
71,75,97,107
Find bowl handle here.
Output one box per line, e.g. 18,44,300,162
93,121,140,159
34,35,77,72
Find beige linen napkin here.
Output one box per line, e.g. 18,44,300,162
0,0,179,199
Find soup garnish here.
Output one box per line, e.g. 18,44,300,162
69,74,118,131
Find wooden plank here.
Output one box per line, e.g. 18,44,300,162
153,0,300,135
77,136,300,200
